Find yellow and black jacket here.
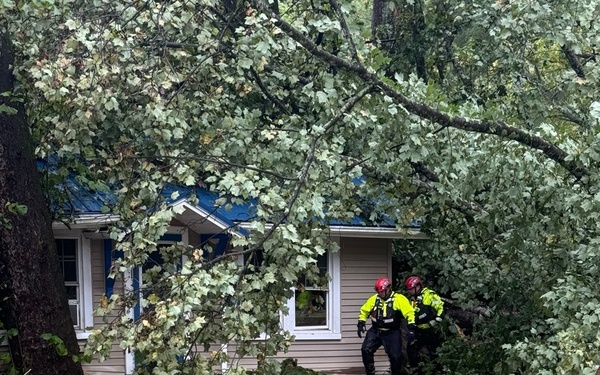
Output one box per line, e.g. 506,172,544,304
359,291,415,330
410,287,444,329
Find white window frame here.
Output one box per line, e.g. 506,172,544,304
234,237,342,341
282,237,341,340
54,230,94,340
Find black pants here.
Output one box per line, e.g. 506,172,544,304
361,326,406,375
407,327,440,372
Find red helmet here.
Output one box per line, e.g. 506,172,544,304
405,275,422,289
374,277,391,292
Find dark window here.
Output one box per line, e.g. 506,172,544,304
56,239,80,327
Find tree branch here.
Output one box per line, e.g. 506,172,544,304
561,45,586,79
411,0,427,81
328,0,360,63
445,34,474,93
117,154,298,181
286,85,374,218
248,67,291,115
255,2,589,181
523,63,588,127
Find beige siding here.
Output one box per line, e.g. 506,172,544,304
26,228,394,374
82,239,126,375
0,238,127,375
229,237,394,373
187,225,202,248
82,342,126,375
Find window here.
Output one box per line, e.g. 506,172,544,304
54,233,93,339
134,227,188,317
56,239,80,327
283,246,341,340
295,253,328,327
240,238,341,340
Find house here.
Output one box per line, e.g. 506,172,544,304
52,183,425,374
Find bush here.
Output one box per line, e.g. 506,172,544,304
247,358,326,375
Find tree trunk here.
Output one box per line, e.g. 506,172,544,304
0,32,84,375
371,0,427,81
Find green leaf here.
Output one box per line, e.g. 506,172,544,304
6,328,17,338
0,104,17,115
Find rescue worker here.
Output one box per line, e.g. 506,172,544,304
357,277,416,375
404,275,444,373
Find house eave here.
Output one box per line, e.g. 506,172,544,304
238,222,426,239
171,200,245,237
327,225,426,239
52,214,119,230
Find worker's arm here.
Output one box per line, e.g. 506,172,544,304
393,293,415,324
358,294,377,321
427,289,444,317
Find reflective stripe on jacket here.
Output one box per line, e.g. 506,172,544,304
358,291,415,329
410,287,444,329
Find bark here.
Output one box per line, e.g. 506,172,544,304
561,45,585,79
0,32,84,375
371,0,400,50
411,0,427,81
371,0,427,81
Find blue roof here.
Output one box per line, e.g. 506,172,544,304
162,184,256,224
60,176,115,213
56,178,254,222
52,171,419,229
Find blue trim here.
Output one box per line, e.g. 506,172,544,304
104,240,124,298
200,233,229,259
133,267,140,321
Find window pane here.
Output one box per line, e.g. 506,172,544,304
63,260,77,282
295,289,327,327
65,286,78,300
56,239,78,283
68,302,79,327
295,252,329,327
56,239,80,328
303,253,327,288
57,239,77,257
142,247,165,273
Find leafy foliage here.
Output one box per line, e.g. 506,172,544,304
247,358,326,375
1,0,600,374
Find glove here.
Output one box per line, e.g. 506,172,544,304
357,321,366,338
407,324,417,345
429,316,443,327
